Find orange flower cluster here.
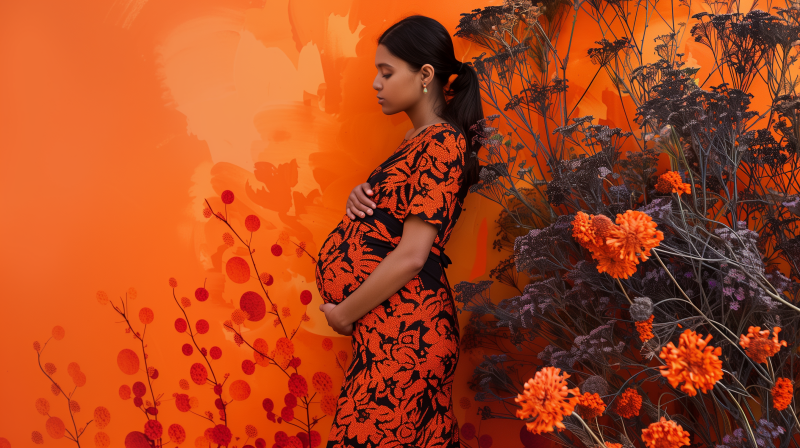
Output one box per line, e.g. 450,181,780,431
739,326,787,364
576,392,606,420
605,443,623,448
636,315,655,342
659,329,723,396
656,171,692,196
641,417,691,448
614,388,642,419
572,211,664,279
515,367,580,434
771,377,793,411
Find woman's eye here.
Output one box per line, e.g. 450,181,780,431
383,74,391,78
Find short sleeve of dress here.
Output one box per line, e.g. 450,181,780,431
403,128,466,231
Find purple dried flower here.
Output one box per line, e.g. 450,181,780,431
582,375,609,395
630,297,654,321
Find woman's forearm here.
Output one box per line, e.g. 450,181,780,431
330,247,424,327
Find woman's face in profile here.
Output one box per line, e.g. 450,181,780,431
373,44,425,115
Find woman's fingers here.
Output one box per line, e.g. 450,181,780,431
356,183,376,209
346,183,376,218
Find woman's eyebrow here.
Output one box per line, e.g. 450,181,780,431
375,63,394,68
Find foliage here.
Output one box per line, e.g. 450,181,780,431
455,0,800,446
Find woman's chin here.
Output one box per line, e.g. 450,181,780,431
379,105,400,115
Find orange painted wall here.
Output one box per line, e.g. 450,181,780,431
0,0,713,446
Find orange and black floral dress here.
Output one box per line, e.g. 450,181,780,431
314,122,467,448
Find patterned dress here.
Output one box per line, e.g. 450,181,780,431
315,122,467,448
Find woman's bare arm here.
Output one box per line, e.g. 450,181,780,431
321,214,438,332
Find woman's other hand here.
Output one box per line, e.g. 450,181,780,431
319,303,354,336
346,182,376,219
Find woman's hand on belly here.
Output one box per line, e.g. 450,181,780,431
346,182,376,219
319,303,354,336
321,215,436,326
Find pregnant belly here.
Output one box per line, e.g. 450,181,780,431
314,216,395,304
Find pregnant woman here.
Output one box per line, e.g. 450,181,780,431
314,15,484,448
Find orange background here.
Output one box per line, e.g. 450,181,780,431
0,0,717,446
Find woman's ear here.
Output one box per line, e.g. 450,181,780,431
420,64,435,85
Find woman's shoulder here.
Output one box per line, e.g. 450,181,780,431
424,123,466,152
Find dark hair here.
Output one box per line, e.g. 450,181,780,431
377,15,484,195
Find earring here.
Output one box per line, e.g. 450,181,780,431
423,83,428,93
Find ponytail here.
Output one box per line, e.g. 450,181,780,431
441,60,483,195
378,15,484,196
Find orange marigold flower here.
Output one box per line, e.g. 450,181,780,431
576,392,606,420
515,367,580,434
605,443,623,448
614,388,642,418
606,210,664,263
771,377,793,411
656,171,692,196
641,417,690,448
636,315,655,342
594,249,638,279
572,212,618,253
591,214,616,239
739,326,787,364
572,212,600,249
659,329,723,396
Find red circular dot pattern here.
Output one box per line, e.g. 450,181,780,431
461,423,475,440
310,431,321,448
210,424,232,446
299,290,312,305
175,394,191,412
94,406,111,428
271,244,282,256
52,326,65,341
168,424,186,444
240,291,266,321
132,382,146,397
287,374,308,397
124,431,151,448
245,215,260,232
46,416,66,439
242,359,256,375
119,385,131,400
226,257,250,284
195,287,209,302
221,190,234,204
209,347,222,360
139,308,154,325
195,319,209,334
117,349,140,375
144,420,163,441
190,363,207,385
175,318,187,333
95,431,110,448
35,398,50,415
229,380,251,401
